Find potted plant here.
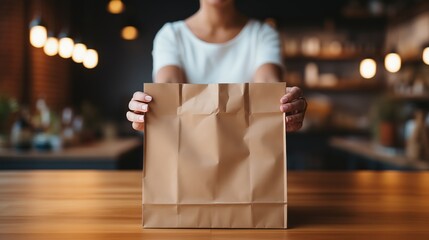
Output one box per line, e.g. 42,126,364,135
0,95,19,148
372,96,398,147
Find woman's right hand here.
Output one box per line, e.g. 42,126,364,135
126,91,153,131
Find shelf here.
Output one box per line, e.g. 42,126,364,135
291,128,370,136
396,54,428,65
388,93,429,102
296,80,383,93
283,53,365,61
279,15,387,28
302,85,381,93
388,0,429,27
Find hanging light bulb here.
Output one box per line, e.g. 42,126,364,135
360,58,377,79
384,52,401,73
43,37,59,56
83,49,98,69
121,25,139,40
72,43,87,63
423,47,429,65
107,0,125,14
58,37,74,58
29,20,47,48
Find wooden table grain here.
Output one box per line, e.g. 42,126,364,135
0,171,428,239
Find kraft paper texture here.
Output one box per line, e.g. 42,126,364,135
142,83,287,228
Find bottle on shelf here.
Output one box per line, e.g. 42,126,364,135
405,110,429,161
33,99,50,150
10,108,33,151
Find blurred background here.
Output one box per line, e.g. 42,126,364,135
0,0,428,170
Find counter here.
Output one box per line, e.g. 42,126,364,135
330,137,429,170
0,138,142,169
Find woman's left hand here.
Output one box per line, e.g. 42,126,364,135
280,86,307,132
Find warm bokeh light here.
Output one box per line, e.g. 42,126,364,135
384,53,401,73
83,49,98,69
30,25,47,48
107,0,125,14
423,47,429,65
58,37,74,58
121,26,138,40
359,58,377,79
43,37,59,56
72,43,87,63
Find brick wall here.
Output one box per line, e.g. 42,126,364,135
0,0,71,112
30,40,71,112
0,0,25,100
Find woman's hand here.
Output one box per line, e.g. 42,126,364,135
126,91,153,131
280,86,307,132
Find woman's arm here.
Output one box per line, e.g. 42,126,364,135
253,63,282,83
128,22,186,131
253,63,307,132
155,66,187,83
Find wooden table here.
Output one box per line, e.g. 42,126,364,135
0,138,142,169
1,171,428,239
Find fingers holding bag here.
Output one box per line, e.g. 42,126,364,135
279,86,307,132
127,91,153,131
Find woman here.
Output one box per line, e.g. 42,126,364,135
127,0,307,132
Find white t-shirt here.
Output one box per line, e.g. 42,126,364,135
152,20,283,84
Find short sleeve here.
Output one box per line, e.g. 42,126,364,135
152,23,182,77
254,23,283,69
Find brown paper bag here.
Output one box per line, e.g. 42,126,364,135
143,83,287,228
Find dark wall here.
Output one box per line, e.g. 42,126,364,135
71,1,199,124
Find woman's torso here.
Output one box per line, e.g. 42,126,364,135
152,19,282,84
